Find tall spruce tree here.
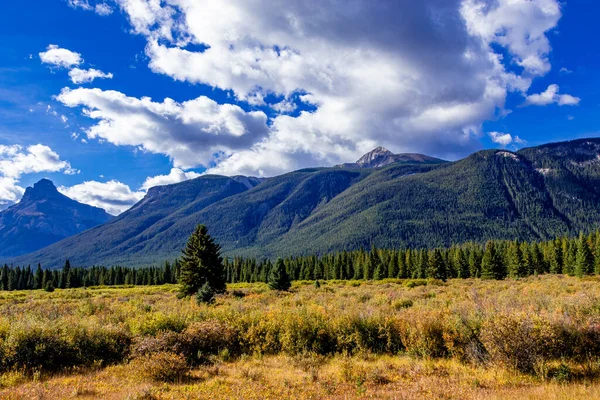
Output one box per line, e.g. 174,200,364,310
507,241,527,278
575,233,594,277
178,224,226,297
268,258,291,291
481,241,505,280
426,249,446,281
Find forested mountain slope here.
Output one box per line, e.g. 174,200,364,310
7,138,600,268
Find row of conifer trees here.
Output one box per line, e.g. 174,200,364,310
224,231,600,283
2,230,600,291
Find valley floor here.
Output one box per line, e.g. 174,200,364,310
1,276,600,399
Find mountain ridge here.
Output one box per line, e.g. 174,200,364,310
6,138,600,268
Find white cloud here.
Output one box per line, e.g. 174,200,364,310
488,131,525,147
525,84,580,106
56,87,269,168
67,0,113,16
58,180,144,215
68,68,114,84
272,99,297,114
461,0,561,76
95,3,113,15
39,44,83,68
0,178,25,207
0,144,78,208
56,168,201,215
560,67,573,75
141,168,200,190
61,0,563,177
67,0,92,11
0,144,78,178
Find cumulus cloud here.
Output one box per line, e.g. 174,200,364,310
56,87,269,168
58,180,144,215
57,0,564,177
56,168,201,215
488,131,525,147
68,68,114,84
141,168,200,191
39,44,83,68
524,84,580,106
0,144,78,178
0,144,78,207
0,178,25,207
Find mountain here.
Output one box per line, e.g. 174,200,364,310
5,175,265,267
7,138,600,268
0,179,112,257
337,146,446,168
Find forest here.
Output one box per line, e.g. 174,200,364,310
2,229,600,291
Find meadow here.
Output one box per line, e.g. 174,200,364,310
1,275,600,399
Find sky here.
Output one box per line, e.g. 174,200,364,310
0,0,598,215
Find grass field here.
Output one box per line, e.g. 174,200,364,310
2,276,600,399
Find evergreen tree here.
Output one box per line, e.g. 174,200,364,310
575,233,594,277
454,248,469,278
34,264,43,289
595,234,600,275
481,241,505,280
178,224,226,297
507,241,527,278
60,260,71,289
268,258,291,291
426,249,446,281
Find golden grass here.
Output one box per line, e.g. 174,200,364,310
1,276,600,399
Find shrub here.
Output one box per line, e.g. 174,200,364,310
136,352,188,383
480,313,561,373
392,299,413,310
196,282,215,305
71,325,131,366
1,325,75,372
404,279,428,289
44,281,55,292
399,312,448,358
132,320,239,365
130,313,187,336
183,320,239,363
279,310,337,355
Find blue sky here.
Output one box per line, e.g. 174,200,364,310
0,0,598,214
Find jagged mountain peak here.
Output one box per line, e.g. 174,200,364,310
0,179,112,257
22,179,61,201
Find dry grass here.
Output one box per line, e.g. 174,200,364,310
1,276,600,399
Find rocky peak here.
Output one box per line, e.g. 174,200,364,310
22,179,61,201
356,147,394,165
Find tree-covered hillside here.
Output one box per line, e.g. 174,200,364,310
6,138,600,268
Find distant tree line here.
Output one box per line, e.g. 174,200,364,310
0,260,181,291
2,230,600,291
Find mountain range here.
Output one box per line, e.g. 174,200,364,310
0,179,112,257
4,138,600,268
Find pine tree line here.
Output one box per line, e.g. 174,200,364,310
223,231,600,283
0,261,181,291
3,230,600,291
